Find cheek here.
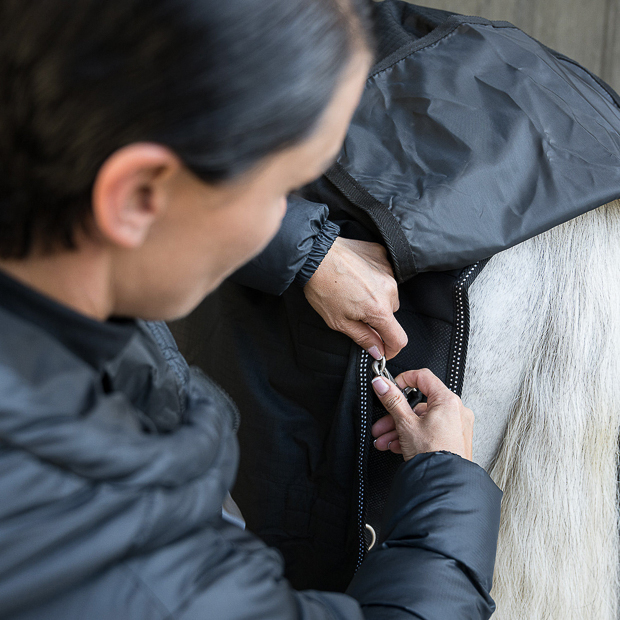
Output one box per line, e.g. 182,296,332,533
242,196,287,263
251,195,287,244
275,195,287,227
223,195,288,264
265,196,288,243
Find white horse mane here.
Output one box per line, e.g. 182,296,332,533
462,199,620,620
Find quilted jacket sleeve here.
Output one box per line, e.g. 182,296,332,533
122,454,501,620
347,452,502,619
9,452,501,620
4,318,501,620
229,195,340,295
155,454,501,620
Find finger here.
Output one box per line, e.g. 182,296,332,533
371,414,396,438
366,314,408,360
388,439,402,454
412,402,428,417
339,320,385,360
373,432,403,454
373,430,399,451
371,376,418,424
394,368,456,406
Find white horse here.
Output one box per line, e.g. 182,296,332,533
462,199,620,620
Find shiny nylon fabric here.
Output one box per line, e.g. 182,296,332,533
230,196,340,295
0,315,238,616
337,12,620,276
171,1,620,608
0,297,502,619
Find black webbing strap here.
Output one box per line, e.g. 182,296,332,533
324,162,417,282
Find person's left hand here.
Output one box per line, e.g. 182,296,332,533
303,237,407,360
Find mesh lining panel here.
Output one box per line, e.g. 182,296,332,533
371,1,456,63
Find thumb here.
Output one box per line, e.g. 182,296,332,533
371,375,419,426
339,319,385,360
395,368,456,408
371,375,420,462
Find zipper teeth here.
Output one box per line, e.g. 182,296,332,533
356,349,370,570
355,263,480,567
447,262,479,392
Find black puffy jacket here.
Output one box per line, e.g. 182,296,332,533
171,0,620,597
0,270,501,619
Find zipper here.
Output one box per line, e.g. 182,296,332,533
356,349,370,570
447,260,487,395
354,261,488,570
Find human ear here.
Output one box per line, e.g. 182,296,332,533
92,143,181,248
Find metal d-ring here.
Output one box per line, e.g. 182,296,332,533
365,523,377,550
372,355,417,398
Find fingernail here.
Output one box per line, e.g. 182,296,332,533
372,376,390,395
387,440,393,450
368,346,382,360
373,439,377,448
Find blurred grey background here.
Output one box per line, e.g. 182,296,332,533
398,0,620,92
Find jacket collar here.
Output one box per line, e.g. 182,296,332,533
0,269,136,370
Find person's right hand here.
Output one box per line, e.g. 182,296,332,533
303,237,407,360
371,368,474,461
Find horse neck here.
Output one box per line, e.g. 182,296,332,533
462,200,620,620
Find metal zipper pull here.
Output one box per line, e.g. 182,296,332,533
371,356,417,399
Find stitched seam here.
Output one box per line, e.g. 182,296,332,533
121,563,176,620
308,594,352,620
553,55,620,111
370,18,519,79
360,602,426,618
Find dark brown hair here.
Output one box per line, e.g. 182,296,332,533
0,0,373,257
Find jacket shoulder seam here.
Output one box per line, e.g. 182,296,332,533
121,562,177,620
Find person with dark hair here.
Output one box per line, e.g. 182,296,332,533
0,0,501,618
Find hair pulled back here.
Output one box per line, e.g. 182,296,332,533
0,0,373,257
